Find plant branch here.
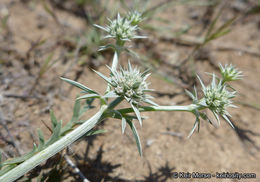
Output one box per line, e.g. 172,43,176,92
0,105,108,182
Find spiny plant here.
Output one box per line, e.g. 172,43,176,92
0,11,242,182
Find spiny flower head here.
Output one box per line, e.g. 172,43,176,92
203,76,236,115
197,74,237,128
110,62,153,105
219,64,243,82
94,13,146,42
127,11,143,26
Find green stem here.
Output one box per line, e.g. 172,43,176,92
118,104,199,114
0,105,108,182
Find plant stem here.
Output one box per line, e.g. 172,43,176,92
118,104,200,114
0,105,108,182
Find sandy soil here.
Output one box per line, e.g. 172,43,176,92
0,0,259,181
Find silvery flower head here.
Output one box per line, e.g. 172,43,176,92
219,64,243,82
198,74,236,127
110,62,155,106
94,13,146,42
127,11,143,26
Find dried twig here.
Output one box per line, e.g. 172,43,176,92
64,154,90,182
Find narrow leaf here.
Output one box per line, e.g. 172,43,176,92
2,144,37,166
126,119,142,156
37,129,45,151
50,110,58,130
188,119,198,138
71,98,81,123
196,75,206,91
143,99,159,106
60,77,98,94
121,117,127,134
222,115,234,128
185,89,195,100
103,91,119,98
86,129,107,136
45,121,62,147
131,103,142,126
92,70,113,86
77,94,100,100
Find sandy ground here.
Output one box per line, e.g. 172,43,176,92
0,0,259,181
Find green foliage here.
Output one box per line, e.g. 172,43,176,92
0,97,95,176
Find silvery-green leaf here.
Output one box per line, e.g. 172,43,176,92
60,77,98,94
77,94,100,100
1,144,37,166
131,103,142,126
45,121,62,147
70,98,80,124
50,110,58,130
98,44,116,52
121,117,127,134
185,89,195,100
86,129,107,136
212,111,220,125
93,24,108,32
93,70,113,86
126,119,142,156
196,75,206,91
143,99,158,106
103,91,119,98
188,118,198,138
222,114,234,128
37,129,45,151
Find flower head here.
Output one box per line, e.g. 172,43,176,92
94,13,146,43
127,11,143,26
109,62,154,105
197,74,236,127
219,64,243,82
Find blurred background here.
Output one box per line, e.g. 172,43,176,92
0,0,259,181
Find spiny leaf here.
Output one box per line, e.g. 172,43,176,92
222,114,234,128
126,119,142,156
50,110,58,130
60,77,98,94
130,103,142,126
45,121,62,147
71,97,81,123
185,89,195,100
92,69,113,86
37,129,45,151
188,118,199,138
196,75,206,91
1,144,37,166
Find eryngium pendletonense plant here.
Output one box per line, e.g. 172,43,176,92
0,11,243,182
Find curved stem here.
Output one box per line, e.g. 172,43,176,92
0,105,108,182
